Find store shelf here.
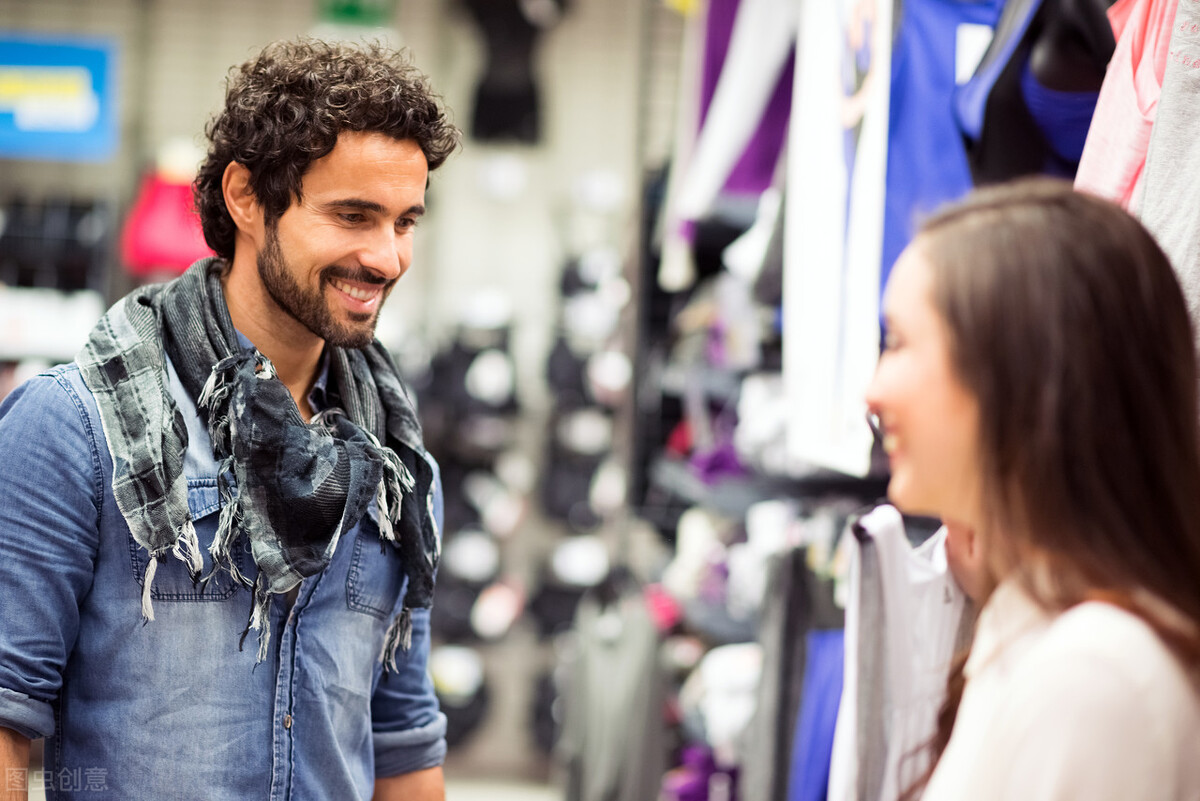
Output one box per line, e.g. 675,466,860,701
658,361,743,404
646,455,890,520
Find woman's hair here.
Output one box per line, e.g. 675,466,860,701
192,38,461,261
911,178,1200,779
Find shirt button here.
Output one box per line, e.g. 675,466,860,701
283,714,293,729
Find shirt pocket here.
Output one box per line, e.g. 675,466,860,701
128,478,254,601
345,516,407,620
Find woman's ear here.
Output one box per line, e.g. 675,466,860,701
221,161,261,236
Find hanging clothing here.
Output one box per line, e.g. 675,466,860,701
1074,0,1177,208
739,549,809,801
922,579,1200,800
558,590,667,801
882,0,1006,297
785,629,845,801
827,505,973,801
658,0,796,291
784,0,894,477
462,0,556,143
1019,63,1100,163
739,546,845,801
672,0,796,220
1136,0,1200,346
954,0,1113,184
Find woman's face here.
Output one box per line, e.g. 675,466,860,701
866,244,984,528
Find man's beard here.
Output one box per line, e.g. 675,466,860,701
257,225,388,349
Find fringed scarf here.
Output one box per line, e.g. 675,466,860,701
76,258,439,671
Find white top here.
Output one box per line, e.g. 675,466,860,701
827,506,970,801
923,579,1200,801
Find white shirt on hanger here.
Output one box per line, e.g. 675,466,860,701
923,579,1200,801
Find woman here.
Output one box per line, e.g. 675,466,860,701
865,178,1200,799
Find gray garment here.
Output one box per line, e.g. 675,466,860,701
855,538,889,801
739,548,812,801
1137,0,1200,344
740,545,846,801
558,590,666,801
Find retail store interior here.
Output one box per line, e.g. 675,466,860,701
2,0,1175,799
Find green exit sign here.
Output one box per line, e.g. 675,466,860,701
316,0,397,27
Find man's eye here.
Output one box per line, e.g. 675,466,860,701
340,213,366,224
883,333,901,351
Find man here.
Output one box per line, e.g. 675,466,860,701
0,38,459,800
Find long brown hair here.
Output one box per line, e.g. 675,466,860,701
912,178,1200,779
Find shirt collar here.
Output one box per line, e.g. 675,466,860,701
307,347,332,412
964,577,1052,680
234,329,332,414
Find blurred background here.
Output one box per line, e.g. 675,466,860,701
0,2,704,797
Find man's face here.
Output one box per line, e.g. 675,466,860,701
258,131,428,348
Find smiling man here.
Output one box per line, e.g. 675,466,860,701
0,39,458,800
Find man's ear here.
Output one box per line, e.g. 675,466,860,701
221,161,261,235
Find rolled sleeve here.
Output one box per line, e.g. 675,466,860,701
0,686,53,740
371,607,448,776
373,712,448,777
0,370,100,738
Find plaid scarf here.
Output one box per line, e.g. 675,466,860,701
77,258,439,669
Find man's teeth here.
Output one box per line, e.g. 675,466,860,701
332,279,377,301
882,434,898,454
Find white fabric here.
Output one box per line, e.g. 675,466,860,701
783,0,892,476
827,504,969,801
672,0,798,221
1137,0,1200,355
656,0,707,291
658,0,796,291
827,515,863,801
923,580,1200,801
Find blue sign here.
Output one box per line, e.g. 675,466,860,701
0,34,118,162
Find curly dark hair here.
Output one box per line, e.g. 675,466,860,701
193,37,460,260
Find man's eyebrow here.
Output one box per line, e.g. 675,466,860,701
321,198,426,217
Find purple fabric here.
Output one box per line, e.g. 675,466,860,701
661,745,740,801
725,51,793,195
700,0,742,120
691,438,748,484
696,0,793,199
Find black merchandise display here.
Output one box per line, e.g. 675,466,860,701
0,196,112,294
461,0,569,143
958,0,1117,183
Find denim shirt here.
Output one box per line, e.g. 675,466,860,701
0,361,447,800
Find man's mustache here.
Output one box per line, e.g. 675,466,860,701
322,267,392,286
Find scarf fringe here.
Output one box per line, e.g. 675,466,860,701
198,356,239,451
141,556,160,622
380,606,414,674
372,433,415,544
207,462,253,589
142,517,203,621
238,580,274,665
425,490,442,565
171,518,203,582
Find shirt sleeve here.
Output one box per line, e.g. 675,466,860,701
370,455,447,776
0,370,101,738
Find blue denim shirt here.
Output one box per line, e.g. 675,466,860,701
0,361,447,800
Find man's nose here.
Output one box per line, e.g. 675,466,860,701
358,225,404,281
